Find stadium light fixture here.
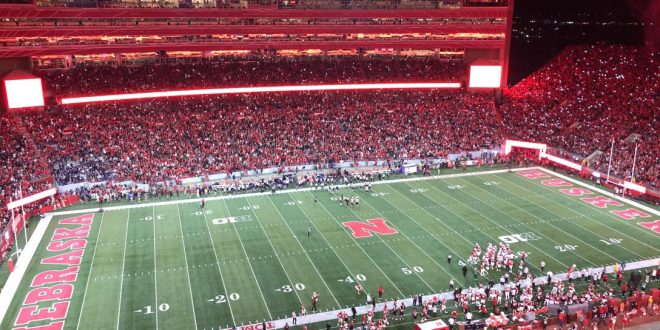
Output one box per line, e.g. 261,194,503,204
59,82,462,105
4,78,44,109
469,65,502,88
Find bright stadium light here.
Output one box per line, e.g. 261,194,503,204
469,65,502,88
4,78,45,109
59,82,462,105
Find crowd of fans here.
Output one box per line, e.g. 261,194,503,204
310,245,659,330
39,57,464,97
22,90,500,185
0,117,52,233
499,45,658,187
1,45,658,224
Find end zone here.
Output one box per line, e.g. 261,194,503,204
0,215,53,323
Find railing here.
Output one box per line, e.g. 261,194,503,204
31,0,468,10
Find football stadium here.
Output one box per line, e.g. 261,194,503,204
0,1,658,330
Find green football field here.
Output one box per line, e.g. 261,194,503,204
1,167,659,330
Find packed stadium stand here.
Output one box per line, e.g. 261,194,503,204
1,1,659,330
40,58,465,96
22,90,500,185
499,45,659,188
1,44,658,218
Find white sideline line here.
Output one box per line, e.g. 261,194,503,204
535,167,660,217
243,257,660,330
47,168,529,216
0,215,52,324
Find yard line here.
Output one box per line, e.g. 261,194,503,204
455,177,607,266
376,184,482,286
229,256,660,330
219,198,274,320
499,172,660,254
264,197,341,308
229,198,300,312
324,190,437,294
175,204,198,330
492,175,649,259
76,212,106,330
286,192,384,296
417,179,569,270
355,189,462,290
152,207,159,329
398,180,552,274
115,209,131,330
305,192,406,298
201,205,237,326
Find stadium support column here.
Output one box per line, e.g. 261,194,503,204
500,0,515,92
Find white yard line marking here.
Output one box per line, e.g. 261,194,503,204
152,206,159,329
232,198,296,315
200,204,238,326
287,192,379,297
495,174,651,259
455,177,603,266
377,183,478,286
355,190,455,292
418,179,568,270
0,215,52,324
47,168,527,217
176,204,199,330
76,212,106,330
308,192,407,298
242,257,660,330
116,209,131,330
264,197,341,308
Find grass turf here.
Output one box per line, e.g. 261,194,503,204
1,168,658,330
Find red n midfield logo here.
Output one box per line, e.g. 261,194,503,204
342,218,398,238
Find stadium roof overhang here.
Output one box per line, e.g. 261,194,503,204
0,25,505,38
0,40,505,57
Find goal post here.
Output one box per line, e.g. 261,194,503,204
2,188,57,262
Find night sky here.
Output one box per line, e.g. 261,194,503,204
508,0,655,85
